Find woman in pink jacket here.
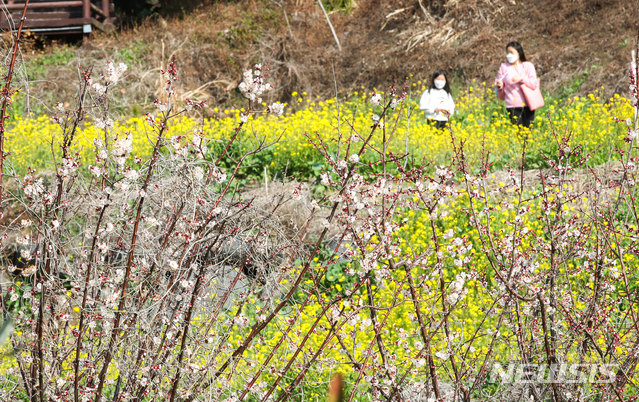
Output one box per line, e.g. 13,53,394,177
495,41,538,128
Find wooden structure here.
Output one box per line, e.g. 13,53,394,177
0,0,114,35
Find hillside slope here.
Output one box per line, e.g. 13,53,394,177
16,0,639,115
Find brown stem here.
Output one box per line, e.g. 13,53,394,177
73,198,110,402
405,269,441,399
538,294,561,402
0,0,29,209
167,262,208,402
93,114,170,401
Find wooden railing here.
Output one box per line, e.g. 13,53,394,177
0,0,114,34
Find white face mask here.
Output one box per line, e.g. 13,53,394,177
506,53,519,64
434,80,446,89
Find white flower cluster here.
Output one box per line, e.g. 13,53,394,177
291,185,302,200
193,166,204,181
23,178,45,198
105,61,128,83
88,165,104,177
95,116,114,130
89,79,107,95
447,235,473,267
192,130,204,151
371,114,384,129
246,381,268,399
445,272,468,305
435,165,453,180
320,172,332,186
434,351,450,360
87,62,127,95
210,167,227,184
61,157,79,180
113,166,140,192
268,102,284,116
522,302,535,316
234,314,250,328
238,64,273,103
369,91,403,109
169,137,191,159
154,99,168,112
112,133,133,166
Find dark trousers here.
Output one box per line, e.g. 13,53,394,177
428,119,448,130
507,107,535,128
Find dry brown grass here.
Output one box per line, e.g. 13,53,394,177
9,0,638,117
242,179,341,246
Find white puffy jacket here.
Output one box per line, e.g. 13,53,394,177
419,88,455,121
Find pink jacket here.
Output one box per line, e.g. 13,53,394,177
495,61,538,109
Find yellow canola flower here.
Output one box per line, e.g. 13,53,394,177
3,87,632,177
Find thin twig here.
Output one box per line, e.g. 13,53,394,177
317,0,341,51
0,0,29,209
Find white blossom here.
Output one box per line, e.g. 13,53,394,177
95,117,114,129
268,102,284,116
113,133,133,166
105,61,128,83
210,168,227,184
238,65,273,103
434,351,449,360
193,167,204,181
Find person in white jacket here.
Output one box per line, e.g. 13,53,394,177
419,69,455,130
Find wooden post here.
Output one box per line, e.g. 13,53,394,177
101,0,109,23
83,0,91,42
82,0,90,19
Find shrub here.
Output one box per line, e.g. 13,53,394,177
1,33,639,402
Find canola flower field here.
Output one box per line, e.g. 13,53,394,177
4,83,634,179
2,84,637,399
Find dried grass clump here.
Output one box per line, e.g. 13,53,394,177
11,0,636,118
